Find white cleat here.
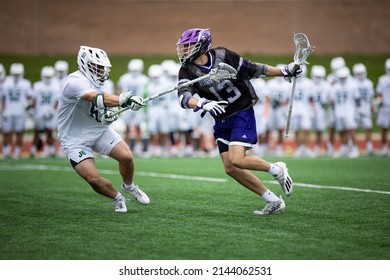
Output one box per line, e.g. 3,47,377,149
122,184,150,205
254,196,286,215
274,162,293,196
114,196,128,213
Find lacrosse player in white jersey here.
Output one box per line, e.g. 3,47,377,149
1,63,33,159
310,65,331,157
145,64,173,157
326,56,346,156
0,64,6,132
117,59,149,154
353,63,375,155
266,67,290,157
57,46,150,213
290,65,315,157
329,67,360,157
376,58,390,156
251,77,270,156
30,66,60,158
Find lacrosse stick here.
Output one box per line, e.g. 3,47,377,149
111,62,237,117
285,32,313,139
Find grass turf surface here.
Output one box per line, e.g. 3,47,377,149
0,156,389,260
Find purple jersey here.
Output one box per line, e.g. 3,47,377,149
178,47,267,120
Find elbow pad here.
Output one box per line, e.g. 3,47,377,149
92,93,105,109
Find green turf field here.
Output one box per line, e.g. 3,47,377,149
0,156,389,260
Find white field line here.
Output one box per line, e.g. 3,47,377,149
1,164,390,195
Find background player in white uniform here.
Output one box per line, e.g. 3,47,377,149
145,64,172,157
353,63,375,155
117,59,149,153
376,58,390,156
1,63,32,159
329,66,360,157
326,56,346,156
266,67,290,157
310,65,331,157
30,66,60,158
0,64,6,132
57,46,149,212
290,65,314,157
251,77,270,156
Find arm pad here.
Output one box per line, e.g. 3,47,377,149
92,93,105,109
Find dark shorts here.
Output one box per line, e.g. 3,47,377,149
214,107,258,153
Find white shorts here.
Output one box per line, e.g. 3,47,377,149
357,113,373,129
335,115,357,131
377,106,390,129
148,107,170,134
291,113,311,131
62,128,123,167
35,115,57,130
2,115,26,133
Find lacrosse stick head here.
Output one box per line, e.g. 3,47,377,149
293,33,312,65
209,63,237,82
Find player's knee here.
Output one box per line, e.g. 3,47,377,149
228,155,245,169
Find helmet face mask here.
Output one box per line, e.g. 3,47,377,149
77,46,112,88
176,28,212,66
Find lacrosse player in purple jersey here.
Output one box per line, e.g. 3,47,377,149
176,28,302,215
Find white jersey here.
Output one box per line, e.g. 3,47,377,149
251,78,269,135
32,80,60,118
1,76,32,116
329,78,359,119
355,77,374,116
311,78,331,131
117,72,149,97
376,74,390,108
266,77,290,130
57,70,111,143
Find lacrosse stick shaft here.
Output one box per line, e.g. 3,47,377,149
111,72,214,117
285,76,297,139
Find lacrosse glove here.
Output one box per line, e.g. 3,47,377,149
280,62,303,83
119,91,145,111
193,98,229,117
101,108,119,125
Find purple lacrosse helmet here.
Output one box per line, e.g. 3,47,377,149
176,28,212,66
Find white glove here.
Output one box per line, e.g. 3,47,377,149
280,62,303,83
193,98,229,117
101,108,119,125
119,91,145,111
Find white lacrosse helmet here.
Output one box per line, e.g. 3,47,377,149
10,63,24,76
311,65,326,79
41,66,55,84
128,59,144,74
148,64,163,79
0,63,5,80
77,46,112,88
337,66,350,81
54,60,69,78
330,57,346,73
352,63,367,80
385,58,390,74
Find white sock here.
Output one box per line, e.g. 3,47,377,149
114,192,123,201
268,163,281,176
123,182,135,190
262,189,279,202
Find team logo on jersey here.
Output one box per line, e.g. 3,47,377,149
242,135,247,139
